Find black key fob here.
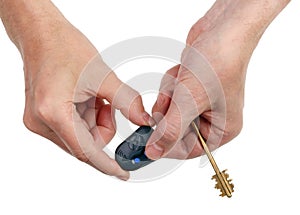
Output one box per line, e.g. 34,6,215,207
115,126,154,171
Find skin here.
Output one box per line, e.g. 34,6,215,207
0,0,291,178
146,0,291,160
0,0,155,180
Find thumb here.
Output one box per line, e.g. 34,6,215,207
74,54,154,126
100,72,155,126
145,78,208,160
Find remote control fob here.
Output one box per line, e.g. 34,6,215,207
115,126,154,171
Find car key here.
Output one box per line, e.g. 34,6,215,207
192,121,234,197
115,126,154,171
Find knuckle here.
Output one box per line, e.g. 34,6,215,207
223,117,243,142
181,47,190,62
72,146,98,166
35,106,50,121
35,99,52,121
121,83,140,100
114,84,140,108
233,118,243,137
32,84,60,122
23,113,38,133
161,122,180,144
177,67,191,80
73,151,90,163
132,93,142,105
160,74,177,93
34,98,55,121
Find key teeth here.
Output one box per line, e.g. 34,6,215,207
222,169,230,178
212,170,234,197
211,175,218,181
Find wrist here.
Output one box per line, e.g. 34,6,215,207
0,0,67,56
204,0,290,45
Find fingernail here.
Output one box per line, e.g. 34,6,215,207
157,94,165,107
146,144,164,160
143,112,156,126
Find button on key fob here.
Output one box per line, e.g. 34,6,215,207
115,126,154,171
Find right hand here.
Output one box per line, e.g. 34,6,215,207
18,5,154,180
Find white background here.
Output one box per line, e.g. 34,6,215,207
0,0,300,214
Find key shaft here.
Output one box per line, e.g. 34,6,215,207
192,121,232,197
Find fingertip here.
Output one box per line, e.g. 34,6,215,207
142,112,156,127
145,121,167,160
145,143,164,160
105,159,130,180
126,95,155,126
102,75,151,126
115,161,130,180
116,171,130,181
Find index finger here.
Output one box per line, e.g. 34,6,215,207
46,104,129,180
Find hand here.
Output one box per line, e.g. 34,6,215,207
146,26,246,159
145,0,289,160
1,1,154,180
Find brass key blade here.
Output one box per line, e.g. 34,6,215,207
192,121,233,198
212,170,234,197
